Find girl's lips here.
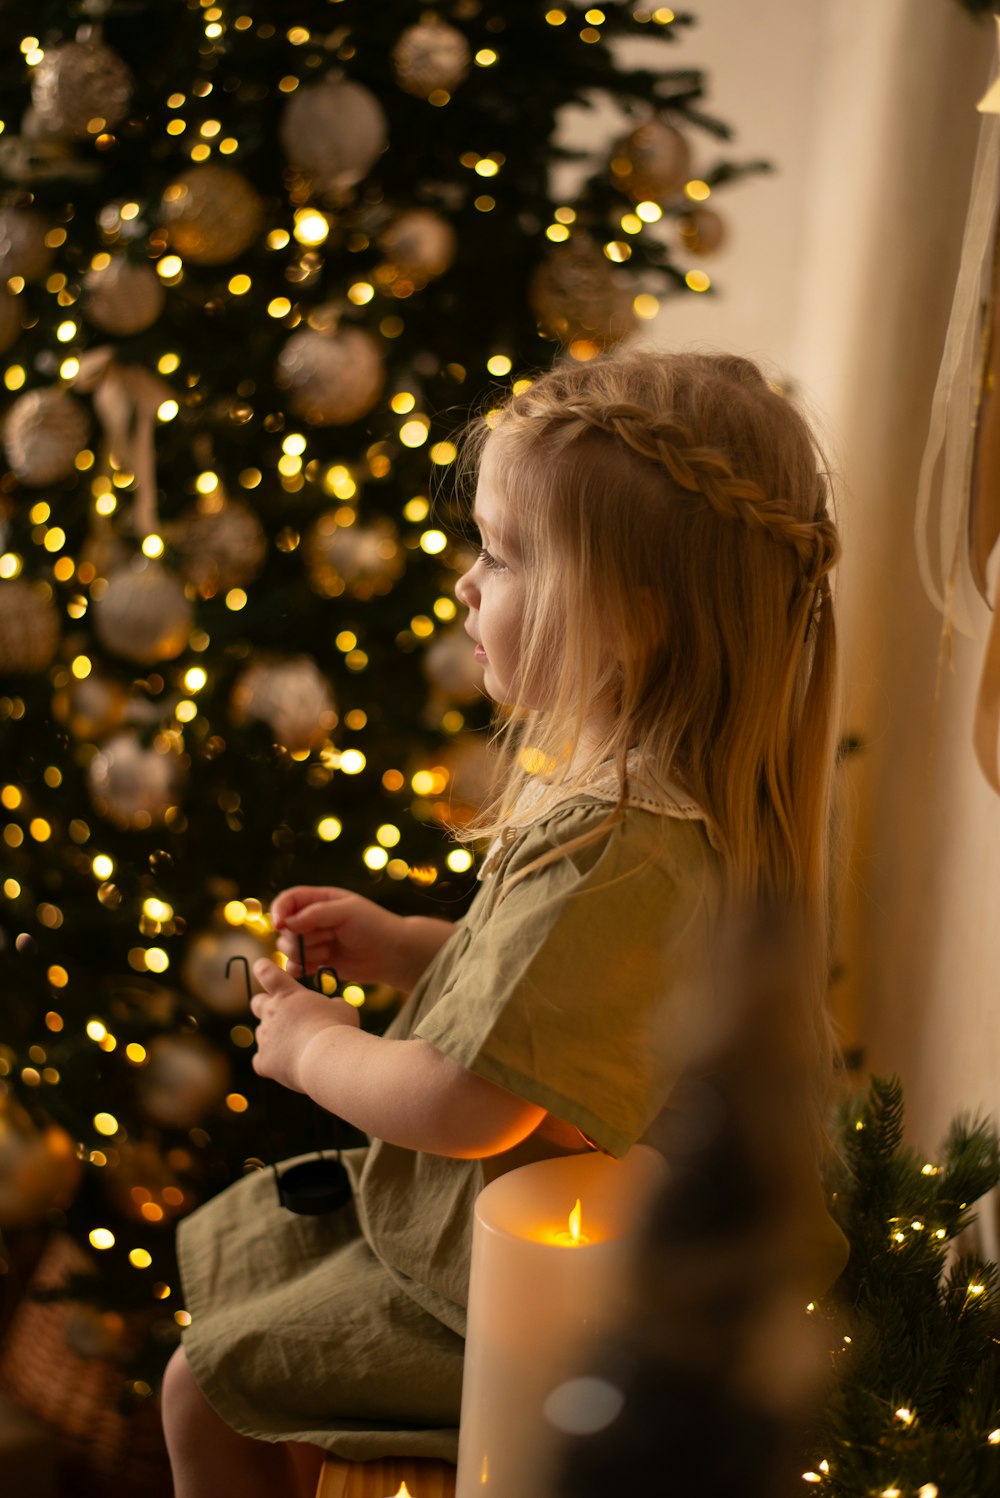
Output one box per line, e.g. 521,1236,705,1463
473,644,487,662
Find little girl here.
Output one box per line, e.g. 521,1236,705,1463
162,349,848,1498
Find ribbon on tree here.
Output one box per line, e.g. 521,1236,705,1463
73,346,174,540
915,20,1000,792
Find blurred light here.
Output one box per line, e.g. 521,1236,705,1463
447,849,474,873
400,419,429,448
317,817,342,842
268,296,291,318
93,1112,118,1136
146,948,169,973
685,270,711,292
338,750,365,775
60,356,80,379
430,442,457,465
545,224,570,243
228,274,251,295
157,255,183,281
376,824,401,847
224,900,248,925
685,179,712,201
634,293,660,320
226,1092,249,1113
420,530,447,555
157,399,179,422
92,855,114,879
89,1228,115,1250
636,201,662,223
391,392,415,414
143,897,173,921
141,534,164,559
545,9,567,23
487,355,512,376
342,985,365,1007
294,209,329,246
130,1249,153,1268
56,320,77,343
347,281,374,305
434,597,457,620
282,433,306,456
267,229,290,250
363,846,388,870
4,366,25,391
475,48,497,66
226,588,247,611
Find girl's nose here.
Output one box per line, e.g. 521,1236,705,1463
455,568,477,607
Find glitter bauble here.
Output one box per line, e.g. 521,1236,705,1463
182,926,273,1015
31,39,133,141
0,1095,82,1229
0,580,59,673
305,515,403,600
392,20,472,98
279,77,388,194
93,560,193,665
84,257,165,336
378,208,456,280
52,671,129,740
138,1034,230,1130
0,207,53,281
276,325,384,426
63,1305,128,1360
439,734,499,824
423,624,485,702
177,499,267,598
614,119,691,202
86,730,186,831
161,166,263,266
3,387,90,485
678,206,726,256
103,1140,193,1226
230,654,337,753
530,237,636,349
0,292,22,354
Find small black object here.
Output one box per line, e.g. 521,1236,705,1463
227,948,353,1216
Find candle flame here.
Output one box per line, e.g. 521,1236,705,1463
568,1198,583,1243
394,1485,412,1498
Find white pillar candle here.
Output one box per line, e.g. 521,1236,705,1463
456,1145,666,1498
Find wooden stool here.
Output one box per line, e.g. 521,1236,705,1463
316,1455,456,1498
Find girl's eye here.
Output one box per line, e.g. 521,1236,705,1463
478,546,506,572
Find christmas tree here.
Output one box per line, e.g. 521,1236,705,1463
0,1,765,1486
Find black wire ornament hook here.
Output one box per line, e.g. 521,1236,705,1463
227,946,352,1216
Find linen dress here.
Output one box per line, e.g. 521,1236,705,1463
175,763,843,1460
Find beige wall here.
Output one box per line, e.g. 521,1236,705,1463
579,3,997,1145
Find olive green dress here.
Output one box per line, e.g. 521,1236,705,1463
176,766,844,1460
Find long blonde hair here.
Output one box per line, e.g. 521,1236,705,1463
450,348,842,1073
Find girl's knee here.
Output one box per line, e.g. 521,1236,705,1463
162,1344,213,1450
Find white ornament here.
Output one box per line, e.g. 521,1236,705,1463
3,387,90,485
423,624,485,702
378,208,457,279
93,560,194,665
85,257,165,336
177,499,268,597
0,580,59,674
392,21,472,99
231,654,337,753
31,39,133,141
182,927,273,1015
86,730,186,831
305,515,403,599
138,1035,229,1129
161,166,263,265
276,324,384,426
0,207,53,282
280,77,388,194
616,119,691,202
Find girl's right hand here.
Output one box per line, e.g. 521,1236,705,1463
271,886,406,988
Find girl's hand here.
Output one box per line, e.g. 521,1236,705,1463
249,957,359,1095
270,885,407,987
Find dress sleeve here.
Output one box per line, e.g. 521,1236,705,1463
413,802,719,1157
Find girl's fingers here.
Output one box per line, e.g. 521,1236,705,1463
270,885,338,928
281,897,349,934
252,957,300,996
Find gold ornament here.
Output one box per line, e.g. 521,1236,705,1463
276,324,384,426
678,207,726,256
3,387,90,485
177,498,267,598
423,623,486,703
84,257,165,336
102,1140,193,1226
182,926,273,1015
86,729,186,830
392,20,472,99
137,1034,230,1129
31,39,133,141
530,236,636,349
438,734,499,825
614,119,692,202
305,514,403,599
230,654,337,752
0,291,22,354
0,579,60,673
161,166,263,265
0,207,54,281
378,208,457,280
93,560,193,665
0,1095,82,1229
52,671,129,740
279,76,389,195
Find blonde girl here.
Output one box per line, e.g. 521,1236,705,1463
162,348,845,1498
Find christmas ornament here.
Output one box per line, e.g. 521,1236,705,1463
0,206,54,281
678,207,726,256
182,926,273,1015
423,624,486,702
440,734,498,824
614,119,691,202
279,76,388,194
52,670,129,740
3,387,90,485
63,1306,128,1361
276,324,384,426
305,514,403,599
530,237,636,348
378,208,456,280
31,39,133,141
137,1034,230,1130
86,730,186,830
230,654,337,752
0,579,60,673
103,1140,192,1226
160,166,263,265
84,257,165,336
92,560,193,665
0,1095,81,1229
0,291,21,353
177,498,267,598
392,20,472,99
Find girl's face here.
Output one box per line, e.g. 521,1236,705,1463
455,468,530,707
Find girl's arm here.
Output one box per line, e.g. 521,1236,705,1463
250,959,546,1159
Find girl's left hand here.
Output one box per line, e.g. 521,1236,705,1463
249,957,360,1095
